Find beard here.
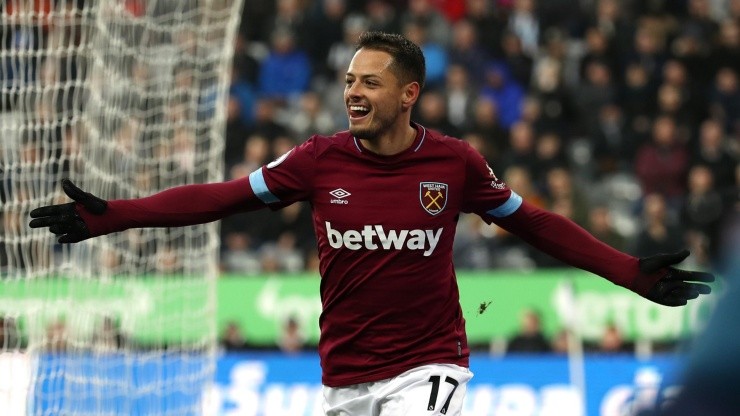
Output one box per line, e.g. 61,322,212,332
348,103,401,140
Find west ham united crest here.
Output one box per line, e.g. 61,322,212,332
420,182,448,215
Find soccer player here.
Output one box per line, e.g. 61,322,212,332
29,32,713,416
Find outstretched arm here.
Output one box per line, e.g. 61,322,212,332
494,200,714,306
29,177,263,243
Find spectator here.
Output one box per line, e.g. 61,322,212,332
468,97,509,159
574,60,617,135
530,56,575,137
401,0,453,49
402,19,448,89
534,132,568,178
261,0,310,50
634,115,690,207
91,316,127,351
464,0,508,59
363,0,401,35
588,0,633,60
631,193,686,257
277,316,307,354
239,1,275,43
490,165,548,267
708,67,740,134
519,95,547,131
660,59,708,127
224,94,253,169
257,201,315,256
480,62,526,129
682,0,720,47
709,19,740,76
304,0,348,83
544,167,590,228
506,308,551,353
327,14,369,84
415,90,460,137
233,134,271,182
442,64,478,132
655,84,693,138
596,322,632,353
590,103,637,177
551,328,577,354
504,165,547,210
579,26,620,84
229,63,257,127
259,231,306,273
283,91,337,138
1,4,44,110
270,135,299,164
44,319,68,353
500,30,534,88
247,98,290,141
0,316,21,351
681,165,725,261
499,120,538,173
220,321,249,351
691,118,737,194
626,25,667,87
587,205,626,252
508,0,540,57
258,28,311,102
221,232,261,274
231,32,261,86
619,63,657,136
453,213,497,270
447,19,490,87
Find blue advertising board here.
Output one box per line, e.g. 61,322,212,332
212,352,683,416
7,352,682,415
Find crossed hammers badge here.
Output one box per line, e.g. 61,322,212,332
420,182,448,215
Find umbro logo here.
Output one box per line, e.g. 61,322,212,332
330,188,351,204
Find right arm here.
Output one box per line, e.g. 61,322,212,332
83,176,265,236
30,176,265,243
30,137,320,243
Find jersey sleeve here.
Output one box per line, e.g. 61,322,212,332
460,144,522,222
248,136,318,208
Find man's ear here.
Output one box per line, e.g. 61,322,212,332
401,82,420,110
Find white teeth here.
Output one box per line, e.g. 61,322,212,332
349,105,369,112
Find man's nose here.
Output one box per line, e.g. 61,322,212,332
346,82,362,99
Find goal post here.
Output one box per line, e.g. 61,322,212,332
1,1,244,414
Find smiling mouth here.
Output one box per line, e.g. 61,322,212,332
348,105,370,120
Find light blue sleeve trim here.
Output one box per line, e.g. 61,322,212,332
486,191,523,218
249,168,280,204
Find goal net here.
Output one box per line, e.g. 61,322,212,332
1,1,243,414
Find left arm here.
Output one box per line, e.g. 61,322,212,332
493,201,713,306
495,201,647,291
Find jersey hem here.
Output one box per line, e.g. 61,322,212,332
321,356,470,387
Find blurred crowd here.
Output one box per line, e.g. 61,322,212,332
2,0,737,359
0,0,737,276
221,0,738,275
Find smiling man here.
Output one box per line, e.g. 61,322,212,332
29,32,713,416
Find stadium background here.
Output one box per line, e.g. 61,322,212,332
1,0,737,415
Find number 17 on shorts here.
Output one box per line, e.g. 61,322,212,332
323,363,473,416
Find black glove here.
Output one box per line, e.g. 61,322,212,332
641,250,714,307
29,179,108,243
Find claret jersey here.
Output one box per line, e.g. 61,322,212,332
248,123,522,386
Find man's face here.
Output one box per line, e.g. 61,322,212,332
344,48,407,140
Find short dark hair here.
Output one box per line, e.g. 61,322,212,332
356,31,426,90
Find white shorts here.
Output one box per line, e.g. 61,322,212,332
323,363,473,416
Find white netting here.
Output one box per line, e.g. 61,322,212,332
1,1,243,414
